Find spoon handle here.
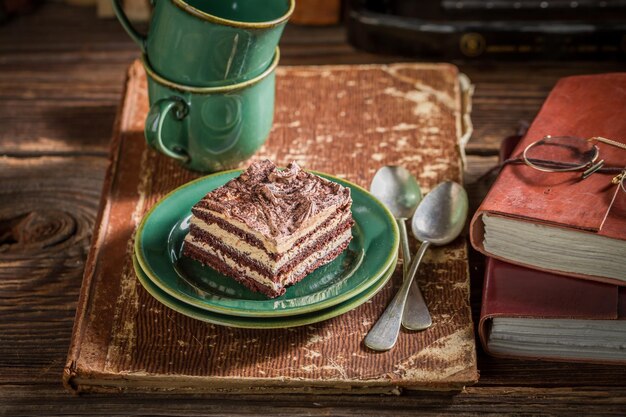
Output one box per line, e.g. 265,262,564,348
364,241,431,351
396,218,411,280
403,278,432,330
397,219,432,331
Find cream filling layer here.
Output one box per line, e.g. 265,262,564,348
189,211,351,274
194,205,344,253
185,228,352,290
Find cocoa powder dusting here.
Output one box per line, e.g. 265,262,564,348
197,160,351,238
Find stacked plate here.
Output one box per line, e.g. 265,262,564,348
133,170,399,329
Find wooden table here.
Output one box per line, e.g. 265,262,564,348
1,3,625,415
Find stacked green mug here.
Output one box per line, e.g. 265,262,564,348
113,0,294,172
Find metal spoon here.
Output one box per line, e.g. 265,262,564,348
365,181,468,351
369,166,431,331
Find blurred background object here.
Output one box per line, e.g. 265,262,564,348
291,0,341,25
97,0,149,19
0,0,37,22
347,0,626,59
116,0,149,21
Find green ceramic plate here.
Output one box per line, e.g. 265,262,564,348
133,254,396,329
134,169,398,318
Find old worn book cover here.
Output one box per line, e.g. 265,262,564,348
480,257,626,364
470,73,626,285
64,61,477,394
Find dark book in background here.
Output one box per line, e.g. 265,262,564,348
346,0,626,59
479,258,626,364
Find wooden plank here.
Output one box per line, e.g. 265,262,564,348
2,385,626,416
0,156,107,384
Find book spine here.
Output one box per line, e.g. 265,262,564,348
63,66,133,393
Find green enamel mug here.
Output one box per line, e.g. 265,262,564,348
143,48,279,173
113,0,293,86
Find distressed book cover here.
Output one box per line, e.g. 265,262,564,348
64,61,477,394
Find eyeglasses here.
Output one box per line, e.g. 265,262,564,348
478,134,626,198
522,135,624,177
520,135,625,194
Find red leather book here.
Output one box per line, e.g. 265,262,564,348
470,73,626,286
479,258,626,364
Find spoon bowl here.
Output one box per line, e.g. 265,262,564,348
370,166,422,219
412,181,468,245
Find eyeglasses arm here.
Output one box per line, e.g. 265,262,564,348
589,136,626,151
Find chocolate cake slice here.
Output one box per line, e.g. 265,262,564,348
183,160,354,298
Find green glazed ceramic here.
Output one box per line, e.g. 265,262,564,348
134,170,399,318
112,0,294,86
143,50,278,173
133,254,397,329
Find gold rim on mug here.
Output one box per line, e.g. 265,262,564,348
142,47,280,94
172,0,295,29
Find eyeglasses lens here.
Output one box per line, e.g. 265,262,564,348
524,136,598,172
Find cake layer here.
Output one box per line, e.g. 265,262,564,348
183,244,281,298
185,217,354,278
191,208,266,253
188,209,352,271
192,203,350,254
183,227,353,297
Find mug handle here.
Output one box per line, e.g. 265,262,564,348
145,97,190,163
111,0,147,52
